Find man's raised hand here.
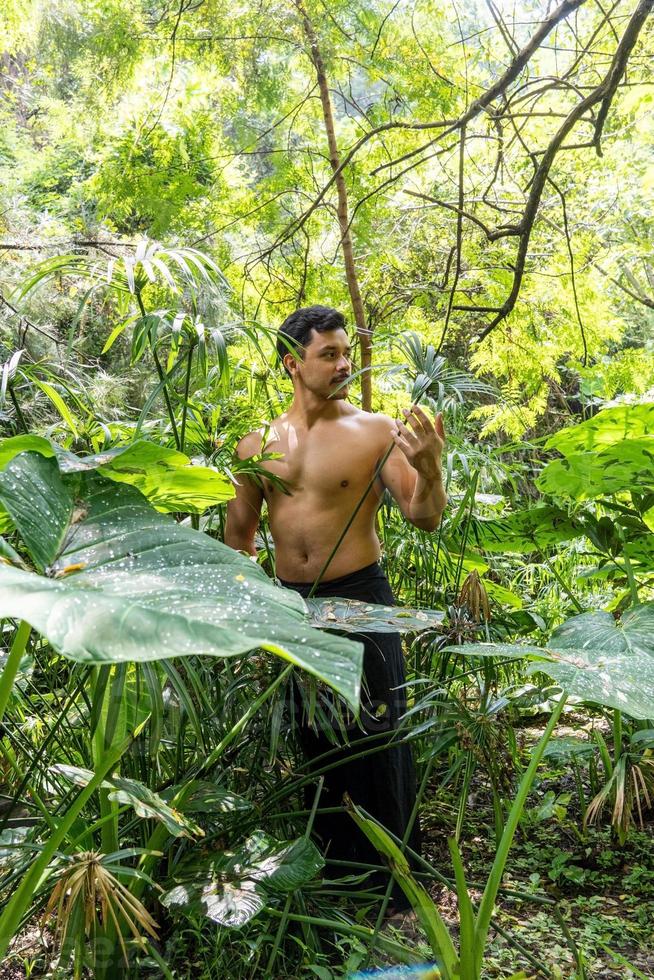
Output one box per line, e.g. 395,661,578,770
391,405,445,480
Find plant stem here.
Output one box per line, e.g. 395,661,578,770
265,778,324,977
612,709,622,764
0,667,91,833
179,342,195,453
0,621,31,726
136,291,181,450
8,387,28,433
473,694,568,973
197,664,293,778
132,665,294,901
621,549,640,606
543,556,584,613
366,754,435,963
267,909,417,964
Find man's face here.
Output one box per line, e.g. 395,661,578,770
291,328,352,400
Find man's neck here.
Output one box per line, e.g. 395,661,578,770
285,388,351,428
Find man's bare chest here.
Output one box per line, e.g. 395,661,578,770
262,426,383,497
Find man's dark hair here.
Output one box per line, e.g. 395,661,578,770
276,305,346,374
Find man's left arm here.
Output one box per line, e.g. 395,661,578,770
380,406,447,532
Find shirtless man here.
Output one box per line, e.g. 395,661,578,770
224,305,446,902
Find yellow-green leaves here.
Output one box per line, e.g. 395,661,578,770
0,436,234,514
538,403,654,501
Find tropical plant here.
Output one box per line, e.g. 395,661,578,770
349,599,654,979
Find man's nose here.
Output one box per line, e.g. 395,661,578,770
337,354,350,372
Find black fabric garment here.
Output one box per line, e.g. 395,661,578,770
280,561,420,902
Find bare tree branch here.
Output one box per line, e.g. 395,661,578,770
470,0,654,341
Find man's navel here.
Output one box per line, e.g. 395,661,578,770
340,480,348,488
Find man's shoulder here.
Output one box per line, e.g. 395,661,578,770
235,430,262,459
236,417,287,458
348,408,395,433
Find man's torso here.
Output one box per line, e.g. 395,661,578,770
257,408,393,582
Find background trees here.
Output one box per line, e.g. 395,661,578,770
0,3,654,977
1,0,653,430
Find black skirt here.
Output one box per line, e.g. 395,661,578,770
279,561,421,897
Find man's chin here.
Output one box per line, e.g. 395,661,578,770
328,387,349,400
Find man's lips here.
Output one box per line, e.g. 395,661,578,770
332,376,349,384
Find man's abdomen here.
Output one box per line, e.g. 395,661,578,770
269,491,381,583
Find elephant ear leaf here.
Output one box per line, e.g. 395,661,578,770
0,454,74,572
0,436,233,514
107,775,204,838
445,603,654,720
160,830,324,928
548,605,654,657
306,598,444,632
0,452,363,709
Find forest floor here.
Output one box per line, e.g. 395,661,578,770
392,712,654,979
1,717,652,979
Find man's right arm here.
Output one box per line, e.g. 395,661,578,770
224,432,264,557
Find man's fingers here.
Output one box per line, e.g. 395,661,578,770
402,410,423,434
402,407,427,433
435,412,445,440
392,432,412,456
396,419,419,443
391,424,412,450
408,404,434,433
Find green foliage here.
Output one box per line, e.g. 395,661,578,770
545,403,654,456
451,603,654,720
0,451,364,706
54,764,204,838
467,506,584,554
0,435,234,513
1,4,654,977
161,830,324,928
538,403,654,500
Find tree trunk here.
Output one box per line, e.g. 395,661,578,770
293,0,373,411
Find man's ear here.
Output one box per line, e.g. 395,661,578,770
283,352,298,376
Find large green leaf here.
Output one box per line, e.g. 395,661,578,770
0,453,74,571
550,605,654,657
0,453,363,709
53,765,203,838
545,403,654,456
0,436,233,514
306,598,444,633
537,436,654,501
0,435,54,470
94,442,233,512
447,604,654,719
160,830,324,928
